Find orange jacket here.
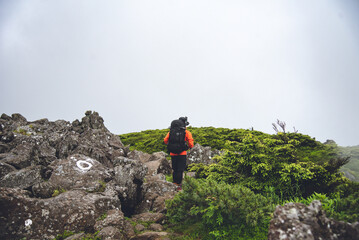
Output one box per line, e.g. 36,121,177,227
164,130,194,156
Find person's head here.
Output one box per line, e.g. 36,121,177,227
179,117,189,126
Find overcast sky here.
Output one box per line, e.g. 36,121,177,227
1,0,359,146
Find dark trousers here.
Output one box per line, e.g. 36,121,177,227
171,155,187,185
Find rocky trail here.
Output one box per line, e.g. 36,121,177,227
1,111,358,240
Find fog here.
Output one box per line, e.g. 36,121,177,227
1,0,359,146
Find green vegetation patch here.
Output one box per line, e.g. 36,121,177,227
121,126,359,238
52,188,66,197
166,177,273,240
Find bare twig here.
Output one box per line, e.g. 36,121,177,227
272,123,279,133
277,119,286,133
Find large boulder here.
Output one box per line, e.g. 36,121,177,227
32,154,113,198
112,157,147,216
268,200,359,240
0,187,121,240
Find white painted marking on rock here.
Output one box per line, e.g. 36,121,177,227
76,160,93,172
25,219,32,227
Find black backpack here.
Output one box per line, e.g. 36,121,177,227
167,120,189,154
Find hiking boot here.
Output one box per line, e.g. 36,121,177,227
173,183,182,191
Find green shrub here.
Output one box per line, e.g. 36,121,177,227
166,177,274,239
189,132,348,200
330,182,359,222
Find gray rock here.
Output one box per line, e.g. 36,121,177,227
11,113,27,124
0,143,9,153
72,128,125,167
144,152,172,176
0,131,14,143
55,133,79,159
145,173,167,182
131,231,169,240
135,224,145,232
131,212,166,223
94,209,124,231
65,233,86,240
97,226,125,240
81,110,106,130
149,223,163,231
148,151,167,162
32,180,56,199
64,232,86,240
135,180,177,214
128,150,151,163
0,161,16,179
2,141,34,169
30,141,57,166
0,165,44,189
123,220,136,239
1,113,12,120
113,157,147,216
32,154,112,198
187,143,221,166
268,200,359,240
0,187,121,240
94,209,130,239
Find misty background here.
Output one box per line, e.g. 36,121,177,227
1,0,359,146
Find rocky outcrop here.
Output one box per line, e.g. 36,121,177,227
268,200,359,240
0,111,126,169
0,111,179,239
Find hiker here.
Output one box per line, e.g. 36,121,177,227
164,117,194,190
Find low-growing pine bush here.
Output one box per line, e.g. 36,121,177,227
166,177,274,239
